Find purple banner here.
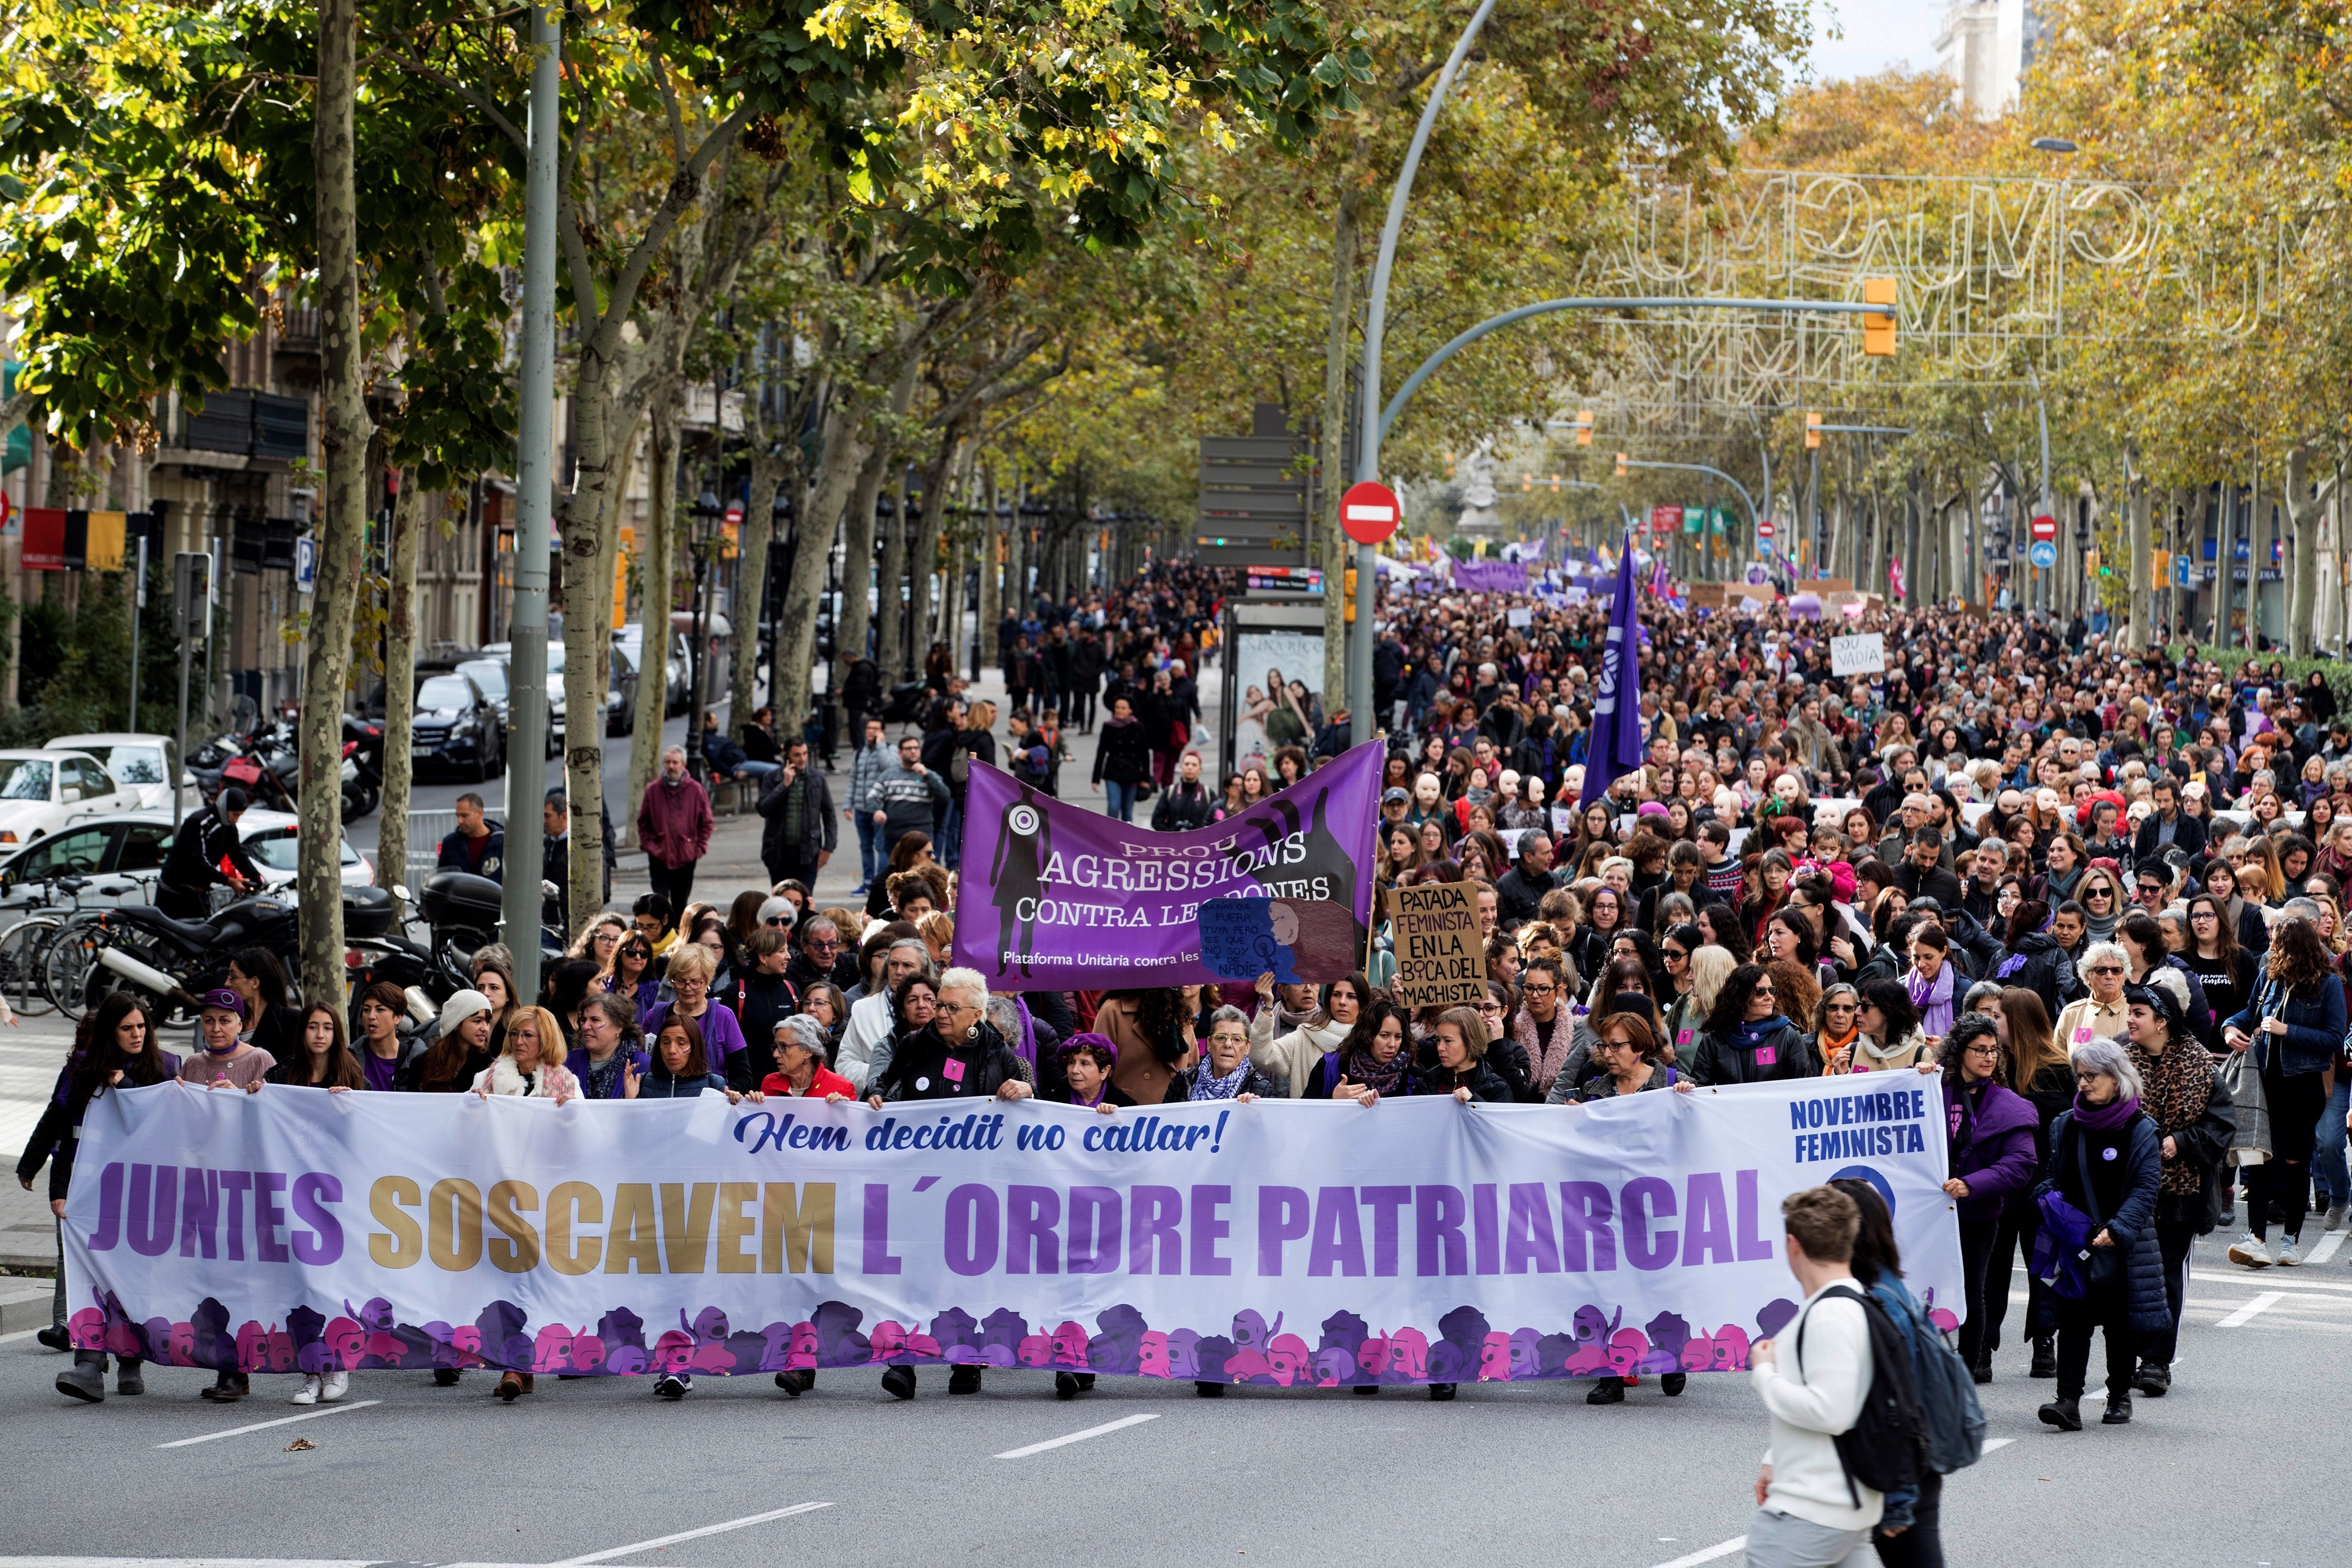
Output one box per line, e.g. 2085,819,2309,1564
953,743,1385,990
1451,560,1530,594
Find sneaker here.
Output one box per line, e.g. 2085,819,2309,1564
2326,1204,2347,1233
290,1374,321,1406
320,1369,350,1403
2133,1363,2171,1397
1585,1377,1626,1405
2276,1239,2305,1266
2227,1233,2273,1268
2219,1203,2237,1228
655,1373,688,1400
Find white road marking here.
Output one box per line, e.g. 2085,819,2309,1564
1647,1538,1744,1568
2213,1292,2285,1328
995,1411,1160,1459
0,1327,47,1345
0,1561,376,1568
554,1502,833,1564
1983,1437,2015,1451
154,1400,381,1448
2303,1230,2347,1266
2189,1269,2352,1293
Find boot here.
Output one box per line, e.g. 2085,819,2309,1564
115,1358,144,1396
1351,1384,1381,1396
2030,1337,2057,1378
36,1325,71,1353
2133,1362,2171,1397
774,1369,814,1397
495,1370,528,1401
1971,1349,1993,1386
948,1365,982,1395
201,1370,249,1402
1586,1377,1626,1405
1194,1380,1226,1398
1054,1371,1083,1400
56,1350,107,1403
1660,1372,1687,1396
2102,1389,2133,1425
1427,1382,1456,1401
881,1364,916,1401
433,1367,462,1387
2037,1396,2082,1432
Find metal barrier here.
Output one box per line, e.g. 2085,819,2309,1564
407,810,458,883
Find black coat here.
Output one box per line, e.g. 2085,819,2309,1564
874,1019,1026,1103
757,766,839,871
1989,929,2075,1023
1687,1016,1816,1086
2132,810,2207,868
1092,717,1153,786
1163,1062,1287,1101
2033,1110,2169,1334
1415,1060,1514,1104
1151,779,1217,832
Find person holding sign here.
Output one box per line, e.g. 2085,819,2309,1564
1248,971,1367,1098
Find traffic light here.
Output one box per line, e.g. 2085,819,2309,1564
1575,410,1594,447
1344,567,1357,622
1862,277,1897,357
1614,452,1628,478
1805,411,1823,450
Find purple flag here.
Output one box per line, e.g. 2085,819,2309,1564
1578,537,1644,809
951,742,1385,990
1452,559,1530,594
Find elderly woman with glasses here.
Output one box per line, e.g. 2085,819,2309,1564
864,966,1031,1400
2031,1037,2165,1432
1811,982,1863,1073
1938,1013,2040,1382
2055,941,2133,1055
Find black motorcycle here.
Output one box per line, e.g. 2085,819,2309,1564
81,884,397,1025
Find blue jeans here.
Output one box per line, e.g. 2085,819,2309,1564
2318,1072,2351,1208
735,760,782,784
1105,780,1137,822
855,813,882,888
939,796,961,870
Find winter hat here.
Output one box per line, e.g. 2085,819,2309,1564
436,989,493,1040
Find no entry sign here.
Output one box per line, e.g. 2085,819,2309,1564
1341,481,1403,545
2029,512,2056,542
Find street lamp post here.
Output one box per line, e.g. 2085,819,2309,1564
686,486,721,772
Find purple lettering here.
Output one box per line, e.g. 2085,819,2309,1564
1005,1185,1060,1275
1472,1182,1500,1276
1188,1184,1232,1276
943,1184,1000,1276
862,1183,902,1275
1504,1182,1560,1274
1622,1176,1678,1271
88,1161,124,1252
1256,1186,1310,1276
290,1173,343,1265
1558,1181,1616,1272
1360,1185,1411,1276
179,1167,220,1259
126,1163,178,1258
1414,1185,1468,1277
1308,1186,1366,1277
1130,1185,1183,1274
1736,1169,1776,1261
1066,1186,1121,1274
1682,1173,1734,1266
254,1171,291,1264
219,1170,254,1262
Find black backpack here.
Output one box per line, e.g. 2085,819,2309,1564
1794,1283,1929,1506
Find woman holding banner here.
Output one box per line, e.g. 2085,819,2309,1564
1688,965,1815,1085
1249,971,1366,1099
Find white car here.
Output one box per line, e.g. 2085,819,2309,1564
0,750,135,848
0,808,374,914
45,733,181,813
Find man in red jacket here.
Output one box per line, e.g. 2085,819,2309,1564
637,745,714,914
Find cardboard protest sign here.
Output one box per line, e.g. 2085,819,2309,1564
1385,882,1487,1008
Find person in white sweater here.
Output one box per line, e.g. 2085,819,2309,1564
836,940,933,1093
1248,972,1366,1098
1747,1185,1882,1566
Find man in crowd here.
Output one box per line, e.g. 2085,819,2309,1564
438,792,504,880
636,746,714,913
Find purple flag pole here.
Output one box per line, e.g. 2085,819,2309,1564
1578,533,1644,809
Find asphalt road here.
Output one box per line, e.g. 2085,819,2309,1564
2,1233,2347,1567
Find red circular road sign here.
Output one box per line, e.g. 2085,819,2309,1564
2030,512,2057,542
724,500,746,528
1756,516,1776,540
1341,480,1403,545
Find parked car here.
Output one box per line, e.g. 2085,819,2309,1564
484,637,638,745
409,671,505,781
0,808,372,914
44,734,181,813
618,621,692,717
0,750,135,847
455,656,512,730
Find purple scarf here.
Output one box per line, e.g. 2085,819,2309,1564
1906,963,1954,1037
2072,1091,2141,1131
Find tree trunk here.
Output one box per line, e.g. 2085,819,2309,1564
876,463,910,681
300,0,369,1007
1318,186,1360,711
977,461,1000,672
376,476,426,909
2124,445,2151,654
626,397,680,847
1006,469,1026,627
2285,445,2337,661
906,423,963,681
830,395,905,731
2210,482,2231,647
559,362,642,936
773,401,871,750
730,437,788,736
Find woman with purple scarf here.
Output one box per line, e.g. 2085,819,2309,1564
2030,1036,2166,1432
1903,923,1959,1042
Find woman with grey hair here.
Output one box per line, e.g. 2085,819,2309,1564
2053,940,2132,1052
838,938,934,1093
1164,1006,1284,1102
2031,1033,2165,1432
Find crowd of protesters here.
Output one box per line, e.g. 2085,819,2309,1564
19,555,2352,1453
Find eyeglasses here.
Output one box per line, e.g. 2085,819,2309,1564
2087,965,2123,976
1661,946,1689,961
766,917,793,927
1522,983,1556,996
2191,911,2218,922
806,937,841,950
935,1001,975,1017
1964,1043,2000,1058
2085,887,2112,899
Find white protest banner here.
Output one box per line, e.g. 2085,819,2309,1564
1829,632,1887,676
62,1080,1961,1388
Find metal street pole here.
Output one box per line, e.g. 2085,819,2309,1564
1351,0,1500,747
502,0,560,1004
1618,459,1761,536
128,534,145,730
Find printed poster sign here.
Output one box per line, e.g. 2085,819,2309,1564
955,742,1384,991
62,1079,1965,1386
